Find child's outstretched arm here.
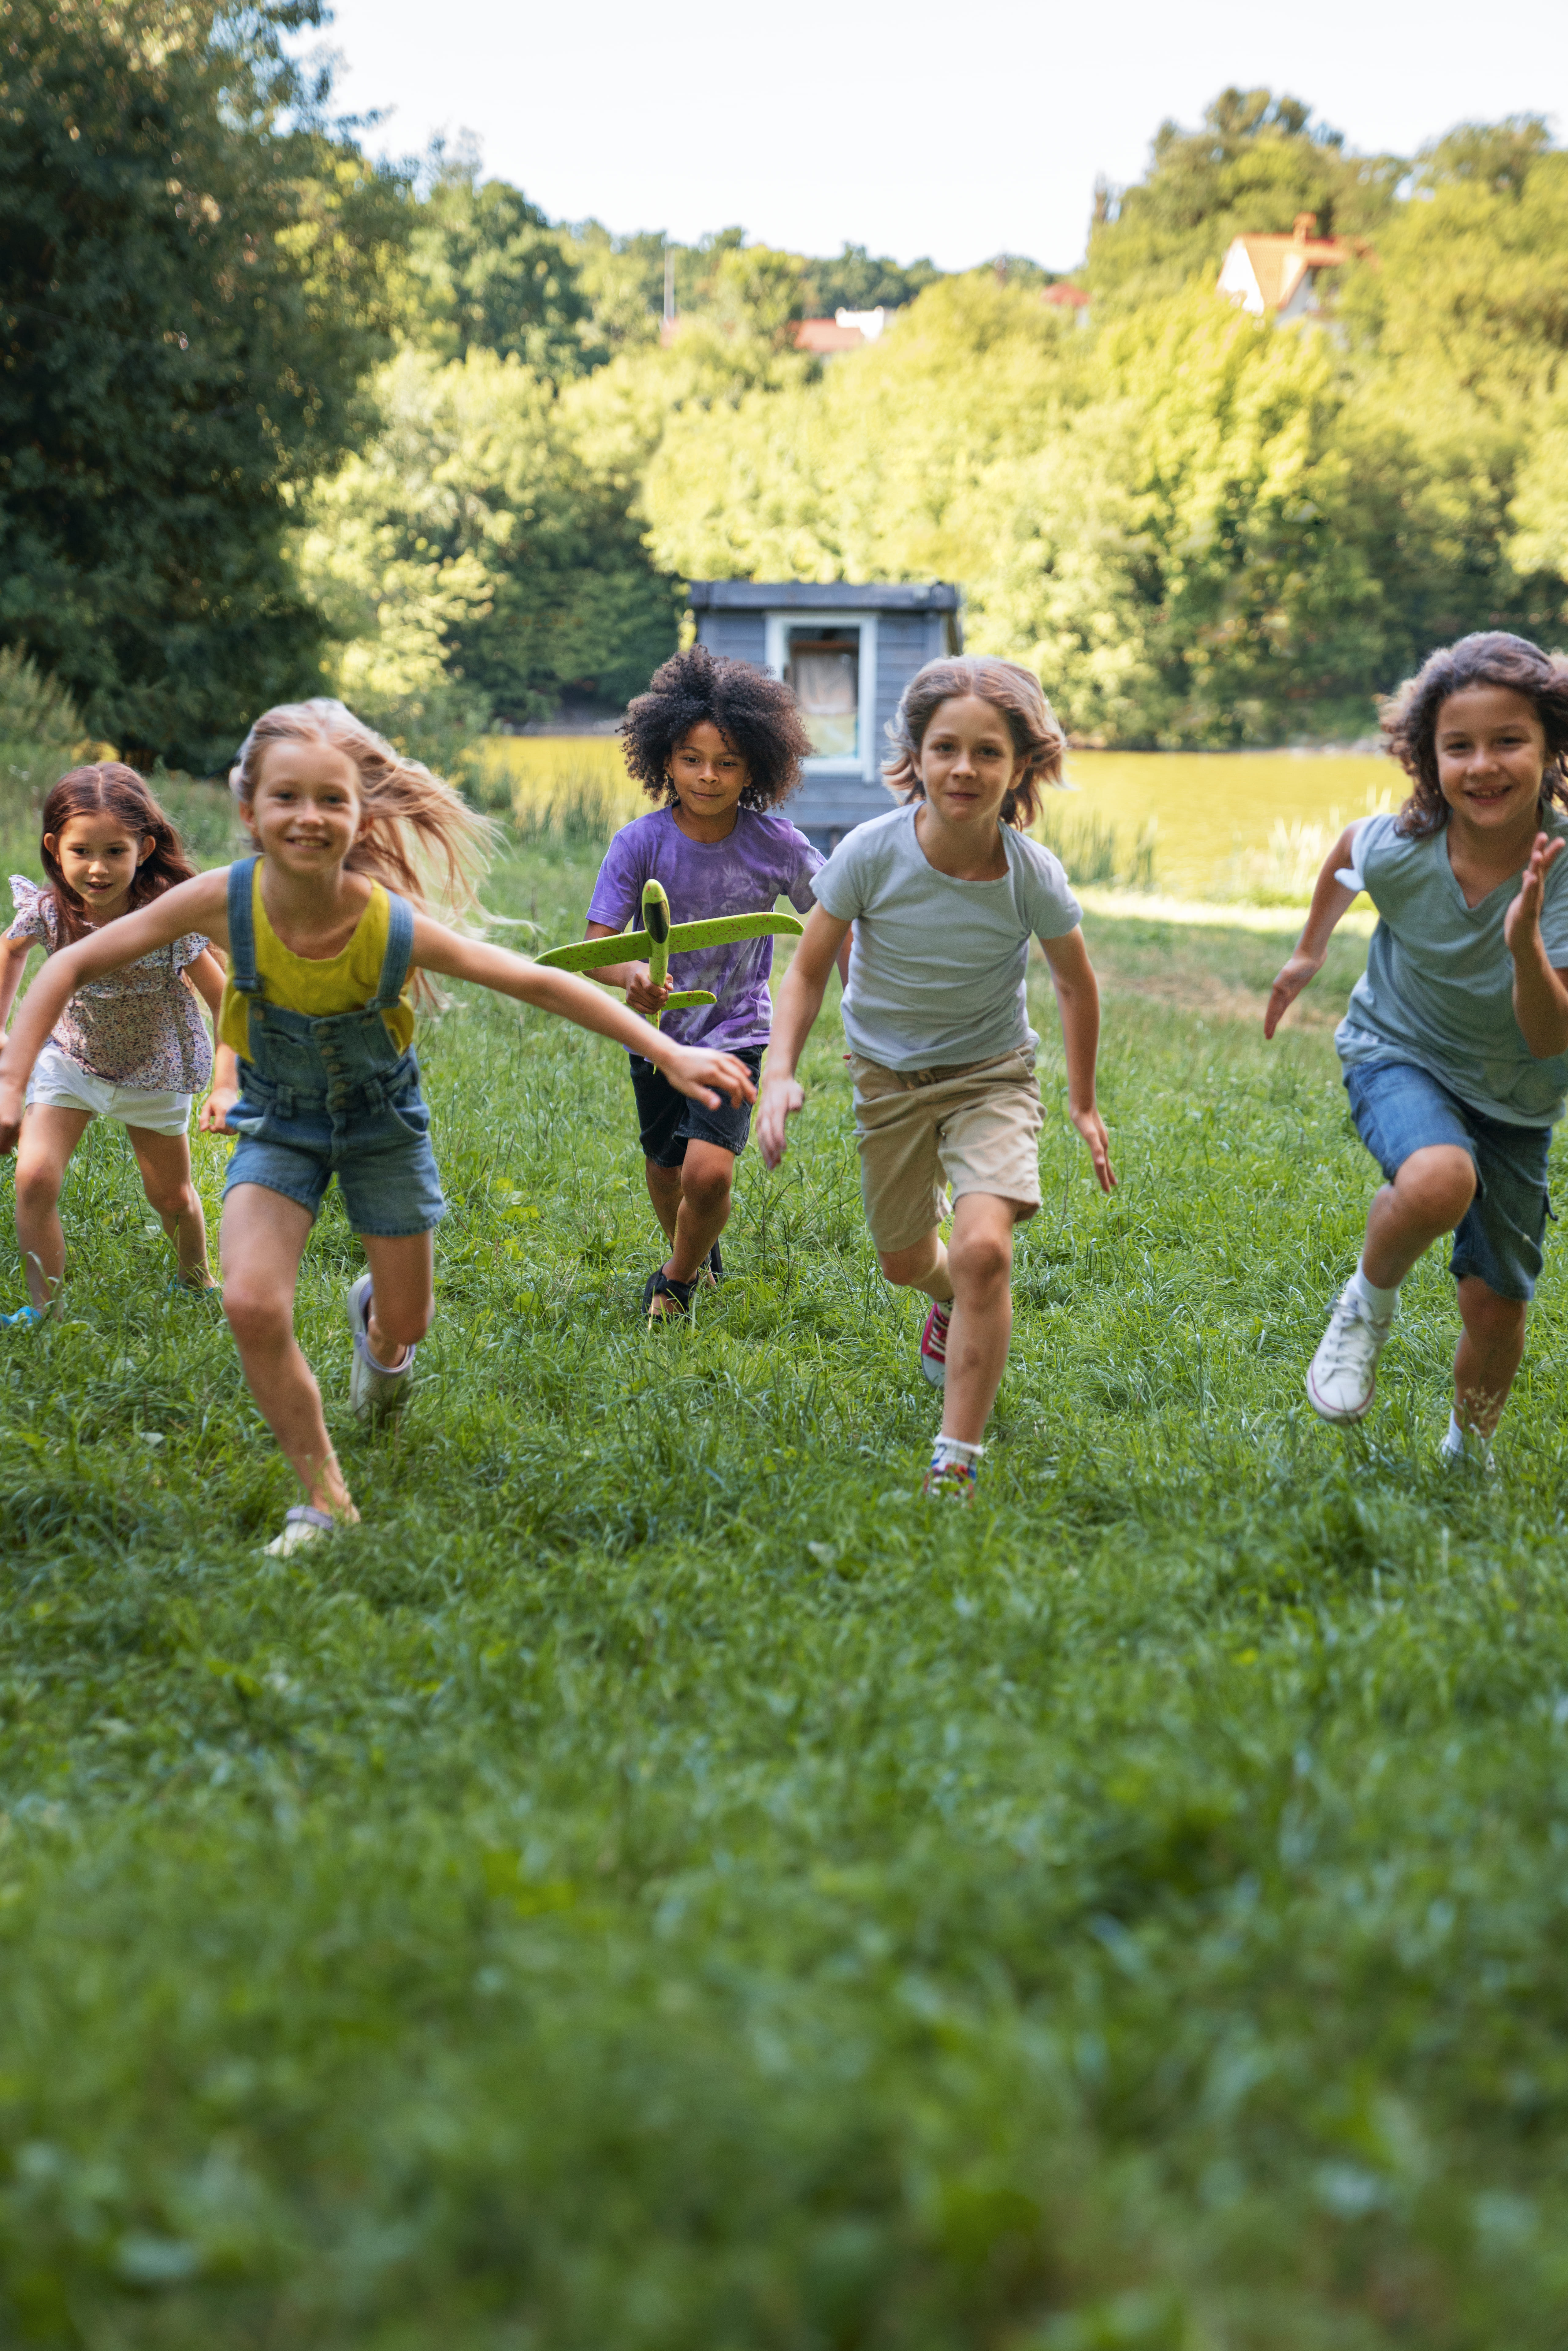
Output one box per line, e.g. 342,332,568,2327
0,875,228,1152
1504,830,1568,1058
410,921,754,1107
756,905,851,1169
1040,927,1116,1192
0,935,34,1039
184,949,242,1135
1264,824,1361,1040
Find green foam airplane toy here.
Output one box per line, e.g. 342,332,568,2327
537,878,805,1029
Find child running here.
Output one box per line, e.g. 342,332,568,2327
0,763,227,1319
757,655,1115,1501
0,699,753,1555
582,644,823,1320
1265,631,1568,1461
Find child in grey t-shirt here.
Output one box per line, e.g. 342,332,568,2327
1266,630,1568,1463
757,654,1116,1505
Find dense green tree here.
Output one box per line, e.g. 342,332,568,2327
298,348,684,744
0,0,409,768
405,155,603,378
805,243,944,314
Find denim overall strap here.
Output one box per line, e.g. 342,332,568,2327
371,889,415,1011
227,857,263,995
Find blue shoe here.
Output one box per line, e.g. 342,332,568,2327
2,1303,46,1329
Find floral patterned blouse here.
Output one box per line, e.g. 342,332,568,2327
6,878,214,1093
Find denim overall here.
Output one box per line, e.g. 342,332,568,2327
221,857,446,1235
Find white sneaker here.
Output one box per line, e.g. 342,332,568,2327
1306,1281,1393,1424
347,1273,415,1422
263,1505,337,1557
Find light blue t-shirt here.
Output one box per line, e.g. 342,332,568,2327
1337,808,1568,1126
812,805,1082,1071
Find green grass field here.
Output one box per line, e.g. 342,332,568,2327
3,816,1568,2348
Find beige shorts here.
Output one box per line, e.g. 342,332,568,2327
850,1045,1044,1252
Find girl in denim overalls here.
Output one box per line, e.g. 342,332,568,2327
0,699,756,1557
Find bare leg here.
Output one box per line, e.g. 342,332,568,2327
13,1105,92,1309
358,1229,435,1370
880,1192,1025,1445
645,1159,682,1247
875,1228,954,1306
125,1124,212,1287
1454,1275,1529,1438
665,1139,735,1284
1361,1145,1477,1289
220,1184,356,1520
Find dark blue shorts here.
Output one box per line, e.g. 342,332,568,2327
629,1047,764,1169
1343,1059,1552,1303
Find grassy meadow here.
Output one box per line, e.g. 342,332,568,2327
5,786,1568,2345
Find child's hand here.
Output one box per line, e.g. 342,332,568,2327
200,1084,240,1136
0,1077,22,1158
756,1073,803,1169
1504,832,1566,958
664,1045,755,1109
1072,1105,1117,1193
623,962,673,1017
1264,947,1326,1039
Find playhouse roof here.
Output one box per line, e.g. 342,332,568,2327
688,581,961,613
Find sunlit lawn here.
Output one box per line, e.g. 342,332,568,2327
2,823,1567,2346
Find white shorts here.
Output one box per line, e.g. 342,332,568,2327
26,1043,193,1138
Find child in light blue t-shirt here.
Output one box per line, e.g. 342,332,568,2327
758,655,1116,1504
1267,630,1568,1463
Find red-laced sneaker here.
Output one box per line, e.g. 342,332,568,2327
919,1298,951,1387
921,1454,978,1502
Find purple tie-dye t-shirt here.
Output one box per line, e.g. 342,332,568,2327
585,807,823,1052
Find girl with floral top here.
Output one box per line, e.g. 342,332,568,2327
0,764,227,1319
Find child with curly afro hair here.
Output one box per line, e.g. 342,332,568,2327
583,644,830,1320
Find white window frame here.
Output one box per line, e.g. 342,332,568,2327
765,610,879,781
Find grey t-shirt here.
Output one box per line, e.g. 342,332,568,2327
812,805,1082,1072
1336,808,1568,1126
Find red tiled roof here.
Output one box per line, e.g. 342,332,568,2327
1042,283,1089,310
793,318,866,353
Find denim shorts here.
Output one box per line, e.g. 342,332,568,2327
223,1062,447,1237
629,1046,764,1167
1343,1058,1553,1302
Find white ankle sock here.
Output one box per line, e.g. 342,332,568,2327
1442,1409,1492,1460
931,1434,984,1469
1352,1262,1400,1322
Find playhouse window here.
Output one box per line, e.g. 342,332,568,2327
786,627,860,761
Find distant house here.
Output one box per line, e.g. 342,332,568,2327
690,579,962,848
791,307,893,356
1042,282,1091,326
1216,212,1371,321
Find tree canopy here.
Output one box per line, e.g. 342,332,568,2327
0,0,409,768
4,42,1567,764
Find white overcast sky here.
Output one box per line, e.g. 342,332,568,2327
315,0,1566,273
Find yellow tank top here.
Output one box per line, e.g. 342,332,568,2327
217,868,416,1057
